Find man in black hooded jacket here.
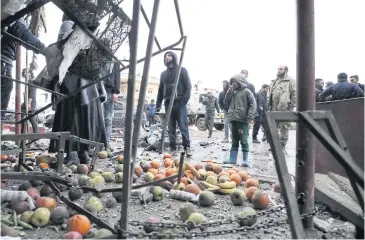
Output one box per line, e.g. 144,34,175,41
1,19,45,119
156,51,192,157
218,80,230,142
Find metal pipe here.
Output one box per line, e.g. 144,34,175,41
1,0,51,27
1,75,64,96
120,0,141,235
140,4,162,50
52,0,125,68
130,0,160,186
15,46,22,141
159,37,187,153
295,0,316,229
173,0,184,37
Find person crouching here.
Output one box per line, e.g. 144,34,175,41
223,73,256,167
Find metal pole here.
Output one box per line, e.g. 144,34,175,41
159,37,187,153
140,4,161,50
15,46,22,141
120,0,141,236
173,0,184,37
295,0,315,229
130,0,160,185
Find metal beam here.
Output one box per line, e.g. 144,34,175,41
140,4,161,50
173,0,184,37
295,0,316,229
130,0,160,187
264,112,306,239
120,0,141,234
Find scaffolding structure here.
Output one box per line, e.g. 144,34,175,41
1,0,363,238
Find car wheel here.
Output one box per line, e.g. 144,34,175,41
196,117,207,131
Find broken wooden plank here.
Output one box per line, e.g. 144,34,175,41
315,173,364,229
327,172,362,204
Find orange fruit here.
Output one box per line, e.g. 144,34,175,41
245,186,258,201
237,171,249,181
205,162,214,171
151,160,160,169
185,184,201,195
148,168,158,176
134,167,143,177
230,173,242,186
154,174,165,181
194,163,203,170
227,169,237,175
206,171,216,177
181,177,188,186
245,178,260,188
218,171,230,177
166,169,174,177
1,155,8,162
213,164,223,174
252,190,270,209
164,158,173,168
163,153,172,159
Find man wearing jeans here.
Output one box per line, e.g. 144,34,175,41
156,51,192,157
218,80,230,142
103,64,120,151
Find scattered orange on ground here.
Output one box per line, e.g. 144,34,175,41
185,184,201,195
245,178,260,188
237,170,249,181
165,168,174,177
148,168,158,176
230,173,242,186
227,169,237,175
164,158,173,168
67,215,91,236
154,174,165,181
185,170,194,179
163,153,172,159
150,160,160,169
213,164,223,174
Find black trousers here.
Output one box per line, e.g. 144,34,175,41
1,62,13,118
252,112,264,138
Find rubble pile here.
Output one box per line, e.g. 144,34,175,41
138,124,183,151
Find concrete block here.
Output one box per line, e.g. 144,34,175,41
313,217,332,233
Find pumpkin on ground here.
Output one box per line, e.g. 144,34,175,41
67,215,91,236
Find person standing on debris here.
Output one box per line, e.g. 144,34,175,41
156,51,193,157
218,80,230,142
147,99,156,127
203,91,220,138
319,72,364,102
240,70,256,94
349,75,364,92
315,78,324,102
101,48,121,152
252,84,269,143
1,19,45,119
47,15,107,164
268,65,296,149
223,73,256,167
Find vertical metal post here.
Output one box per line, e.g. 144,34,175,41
15,46,22,142
120,0,141,236
159,37,187,153
173,0,184,37
131,0,160,185
295,0,315,229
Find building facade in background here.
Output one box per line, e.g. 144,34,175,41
119,73,160,108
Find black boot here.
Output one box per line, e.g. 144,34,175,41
252,136,260,143
78,150,91,164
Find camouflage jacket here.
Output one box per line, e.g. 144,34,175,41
203,96,220,114
268,75,296,111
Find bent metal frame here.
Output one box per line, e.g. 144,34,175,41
2,0,361,239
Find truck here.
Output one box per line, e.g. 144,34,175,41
154,84,225,131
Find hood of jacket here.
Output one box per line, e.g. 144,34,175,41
230,73,248,89
164,51,178,68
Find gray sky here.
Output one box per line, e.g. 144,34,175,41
21,0,365,92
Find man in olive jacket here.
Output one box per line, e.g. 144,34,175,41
203,91,220,138
268,65,296,148
223,73,256,167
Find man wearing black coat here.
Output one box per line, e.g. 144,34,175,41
319,73,364,102
1,19,45,119
240,69,255,94
156,51,192,157
252,84,269,143
350,75,364,92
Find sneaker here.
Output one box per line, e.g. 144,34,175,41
185,147,193,157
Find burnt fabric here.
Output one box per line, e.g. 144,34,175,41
49,74,107,153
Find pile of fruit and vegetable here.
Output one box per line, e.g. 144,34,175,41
1,151,295,239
